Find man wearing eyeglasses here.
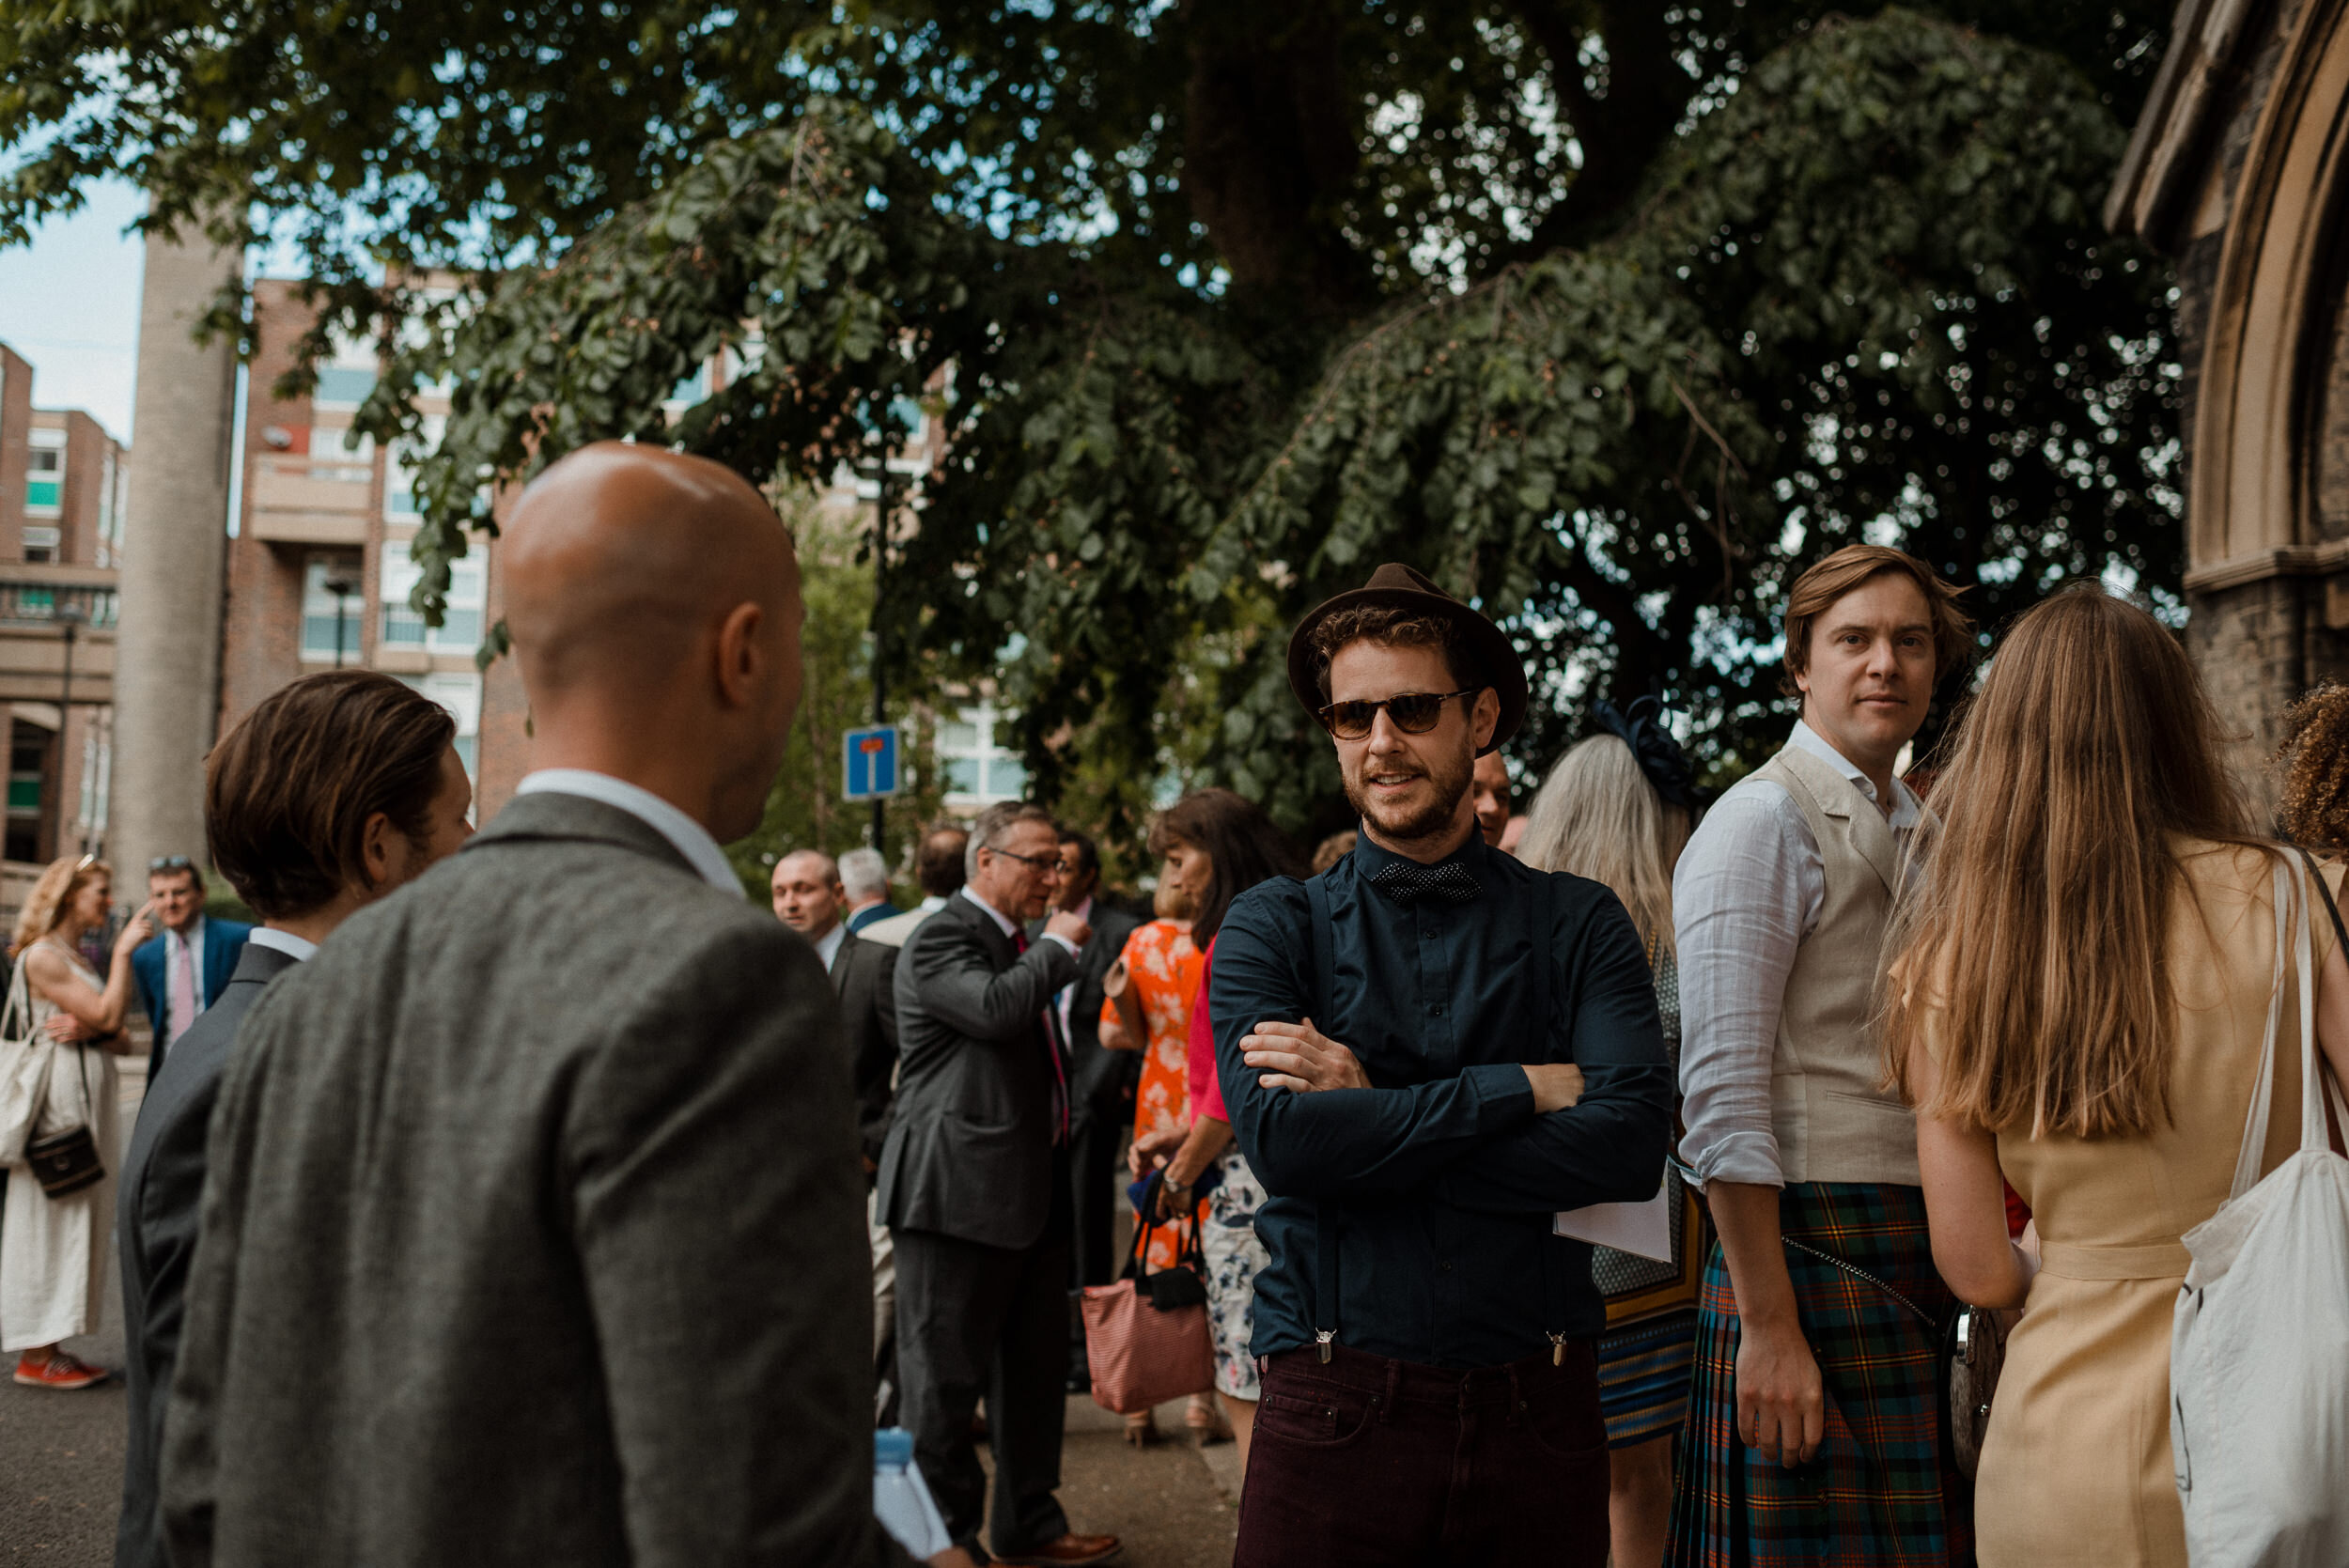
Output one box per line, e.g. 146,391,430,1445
129,856,251,1078
878,801,1122,1567
1209,563,1672,1567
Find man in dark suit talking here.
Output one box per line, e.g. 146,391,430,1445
161,444,957,1568
880,803,1121,1566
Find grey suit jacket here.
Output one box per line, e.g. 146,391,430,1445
159,792,914,1568
876,893,1078,1251
829,927,899,1168
116,940,301,1568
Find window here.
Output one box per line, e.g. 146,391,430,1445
25,441,61,516
312,365,377,406
936,704,1026,805
401,673,483,787
8,727,47,818
383,415,444,521
21,526,58,564
301,556,365,663
380,553,485,652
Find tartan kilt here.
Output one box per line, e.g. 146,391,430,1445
1664,1181,1970,1568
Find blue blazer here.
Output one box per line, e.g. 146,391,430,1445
132,919,254,1063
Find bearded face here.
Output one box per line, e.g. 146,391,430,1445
1325,639,1492,850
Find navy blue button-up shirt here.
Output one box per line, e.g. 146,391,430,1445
1211,828,1672,1369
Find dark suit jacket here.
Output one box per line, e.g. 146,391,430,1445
1032,899,1141,1129
829,927,899,1168
845,901,901,934
877,893,1079,1252
159,792,914,1568
131,919,252,1069
116,940,300,1568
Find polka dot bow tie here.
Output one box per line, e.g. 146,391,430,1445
1369,859,1483,906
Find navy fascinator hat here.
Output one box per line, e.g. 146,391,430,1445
1590,697,1707,810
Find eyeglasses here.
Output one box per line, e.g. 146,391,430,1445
1316,689,1482,741
148,856,194,873
984,846,1064,875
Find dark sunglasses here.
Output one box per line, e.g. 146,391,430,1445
1316,688,1481,741
149,856,194,873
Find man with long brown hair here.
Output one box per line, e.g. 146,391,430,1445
1666,543,1973,1567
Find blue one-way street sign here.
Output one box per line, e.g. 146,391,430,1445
843,724,901,801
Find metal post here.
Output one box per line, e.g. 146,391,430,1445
56,603,83,862
870,458,888,853
324,573,357,669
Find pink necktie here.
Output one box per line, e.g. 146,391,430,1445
169,937,198,1044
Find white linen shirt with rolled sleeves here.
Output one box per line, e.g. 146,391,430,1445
1672,720,1921,1189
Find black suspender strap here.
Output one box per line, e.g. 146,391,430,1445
1530,870,1570,1365
1304,873,1340,1361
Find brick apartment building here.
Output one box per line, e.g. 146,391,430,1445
223,281,521,814
223,280,1004,828
0,341,124,870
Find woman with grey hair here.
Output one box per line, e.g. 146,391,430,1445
1517,698,1704,1568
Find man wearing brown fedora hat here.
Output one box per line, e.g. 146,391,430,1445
1206,563,1673,1566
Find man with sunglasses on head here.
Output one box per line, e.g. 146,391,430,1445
1209,564,1672,1567
878,802,1121,1567
129,856,250,1078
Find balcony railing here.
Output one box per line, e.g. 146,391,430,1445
0,583,118,630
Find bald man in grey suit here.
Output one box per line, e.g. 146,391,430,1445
161,446,963,1568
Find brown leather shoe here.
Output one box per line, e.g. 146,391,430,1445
993,1533,1122,1565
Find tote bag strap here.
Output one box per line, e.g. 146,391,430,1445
2295,847,2349,1152
0,951,30,1043
2229,854,2325,1201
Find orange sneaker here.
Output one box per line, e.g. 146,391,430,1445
12,1353,108,1389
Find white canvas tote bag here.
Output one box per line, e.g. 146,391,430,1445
0,954,53,1166
2170,856,2349,1566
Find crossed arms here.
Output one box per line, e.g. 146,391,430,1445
1208,887,1672,1215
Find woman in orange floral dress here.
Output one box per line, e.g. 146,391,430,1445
1102,830,1212,1441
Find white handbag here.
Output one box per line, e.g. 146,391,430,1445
0,955,54,1167
2170,854,2349,1567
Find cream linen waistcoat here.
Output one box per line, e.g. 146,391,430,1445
1749,741,1921,1187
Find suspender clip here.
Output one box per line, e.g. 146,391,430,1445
1548,1331,1566,1367
1316,1329,1335,1364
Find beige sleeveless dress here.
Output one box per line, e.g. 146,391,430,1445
1972,843,2334,1567
0,939,121,1353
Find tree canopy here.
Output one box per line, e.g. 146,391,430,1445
0,0,2182,834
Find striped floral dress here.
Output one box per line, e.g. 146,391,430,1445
1593,943,1703,1447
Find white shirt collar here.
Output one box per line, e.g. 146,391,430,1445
958,886,1021,939
1788,720,1921,831
918,894,949,913
812,922,848,970
247,927,319,963
514,769,743,897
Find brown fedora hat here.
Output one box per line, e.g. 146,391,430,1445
1286,564,1529,755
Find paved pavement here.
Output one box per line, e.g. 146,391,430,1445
0,1066,1240,1566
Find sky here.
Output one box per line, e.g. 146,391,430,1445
0,177,148,444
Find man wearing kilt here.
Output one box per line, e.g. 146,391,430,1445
1666,545,1975,1567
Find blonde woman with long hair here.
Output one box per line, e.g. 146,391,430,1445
4,856,153,1388
1518,698,1702,1568
1885,583,2349,1566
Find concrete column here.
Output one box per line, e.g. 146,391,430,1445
110,216,240,879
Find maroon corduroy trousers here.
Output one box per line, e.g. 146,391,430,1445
1233,1341,1611,1567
